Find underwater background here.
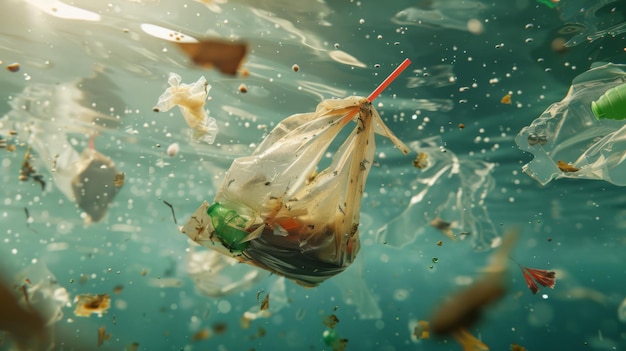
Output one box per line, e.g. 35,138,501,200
1,0,626,350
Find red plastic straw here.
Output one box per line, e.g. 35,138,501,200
367,58,411,102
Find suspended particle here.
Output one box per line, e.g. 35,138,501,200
113,173,125,187
6,62,20,72
458,123,465,129
557,160,579,172
238,83,248,93
292,64,300,72
501,94,512,104
167,143,180,157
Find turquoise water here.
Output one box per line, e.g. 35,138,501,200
1,0,626,350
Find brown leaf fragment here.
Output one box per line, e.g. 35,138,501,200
175,39,247,75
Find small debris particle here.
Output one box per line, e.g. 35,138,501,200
6,62,20,72
323,314,339,329
238,83,248,93
239,316,252,330
167,143,180,157
240,68,250,77
98,326,111,347
249,326,266,340
501,94,512,104
112,285,124,294
413,320,430,340
113,172,125,187
192,328,211,341
212,322,228,335
260,293,270,311
458,123,465,129
74,294,111,317
292,64,300,72
162,200,178,224
125,342,140,351
557,160,579,172
412,152,429,169
436,240,443,246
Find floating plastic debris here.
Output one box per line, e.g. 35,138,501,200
186,246,265,297
180,60,411,286
154,72,218,144
377,136,498,252
73,294,111,317
392,1,487,32
556,0,626,47
516,63,626,186
175,39,247,75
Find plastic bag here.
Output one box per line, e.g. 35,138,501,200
515,62,626,186
153,72,218,144
180,60,411,286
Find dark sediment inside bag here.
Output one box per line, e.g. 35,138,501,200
244,223,360,287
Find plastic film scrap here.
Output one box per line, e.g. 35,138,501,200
3,77,123,222
181,96,409,287
515,63,626,186
376,136,498,252
154,72,218,144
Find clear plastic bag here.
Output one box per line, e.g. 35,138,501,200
515,62,626,186
181,94,410,286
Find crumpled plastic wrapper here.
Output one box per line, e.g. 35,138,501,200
181,96,409,287
154,72,218,144
377,136,498,252
515,62,626,186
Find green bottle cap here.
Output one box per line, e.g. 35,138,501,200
591,82,626,121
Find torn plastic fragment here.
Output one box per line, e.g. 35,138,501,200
73,294,111,317
377,136,498,252
515,63,626,186
242,277,288,321
71,148,123,222
154,72,218,144
3,74,124,222
186,245,265,297
556,0,626,47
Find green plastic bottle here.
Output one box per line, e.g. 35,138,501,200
592,82,626,120
206,202,250,252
